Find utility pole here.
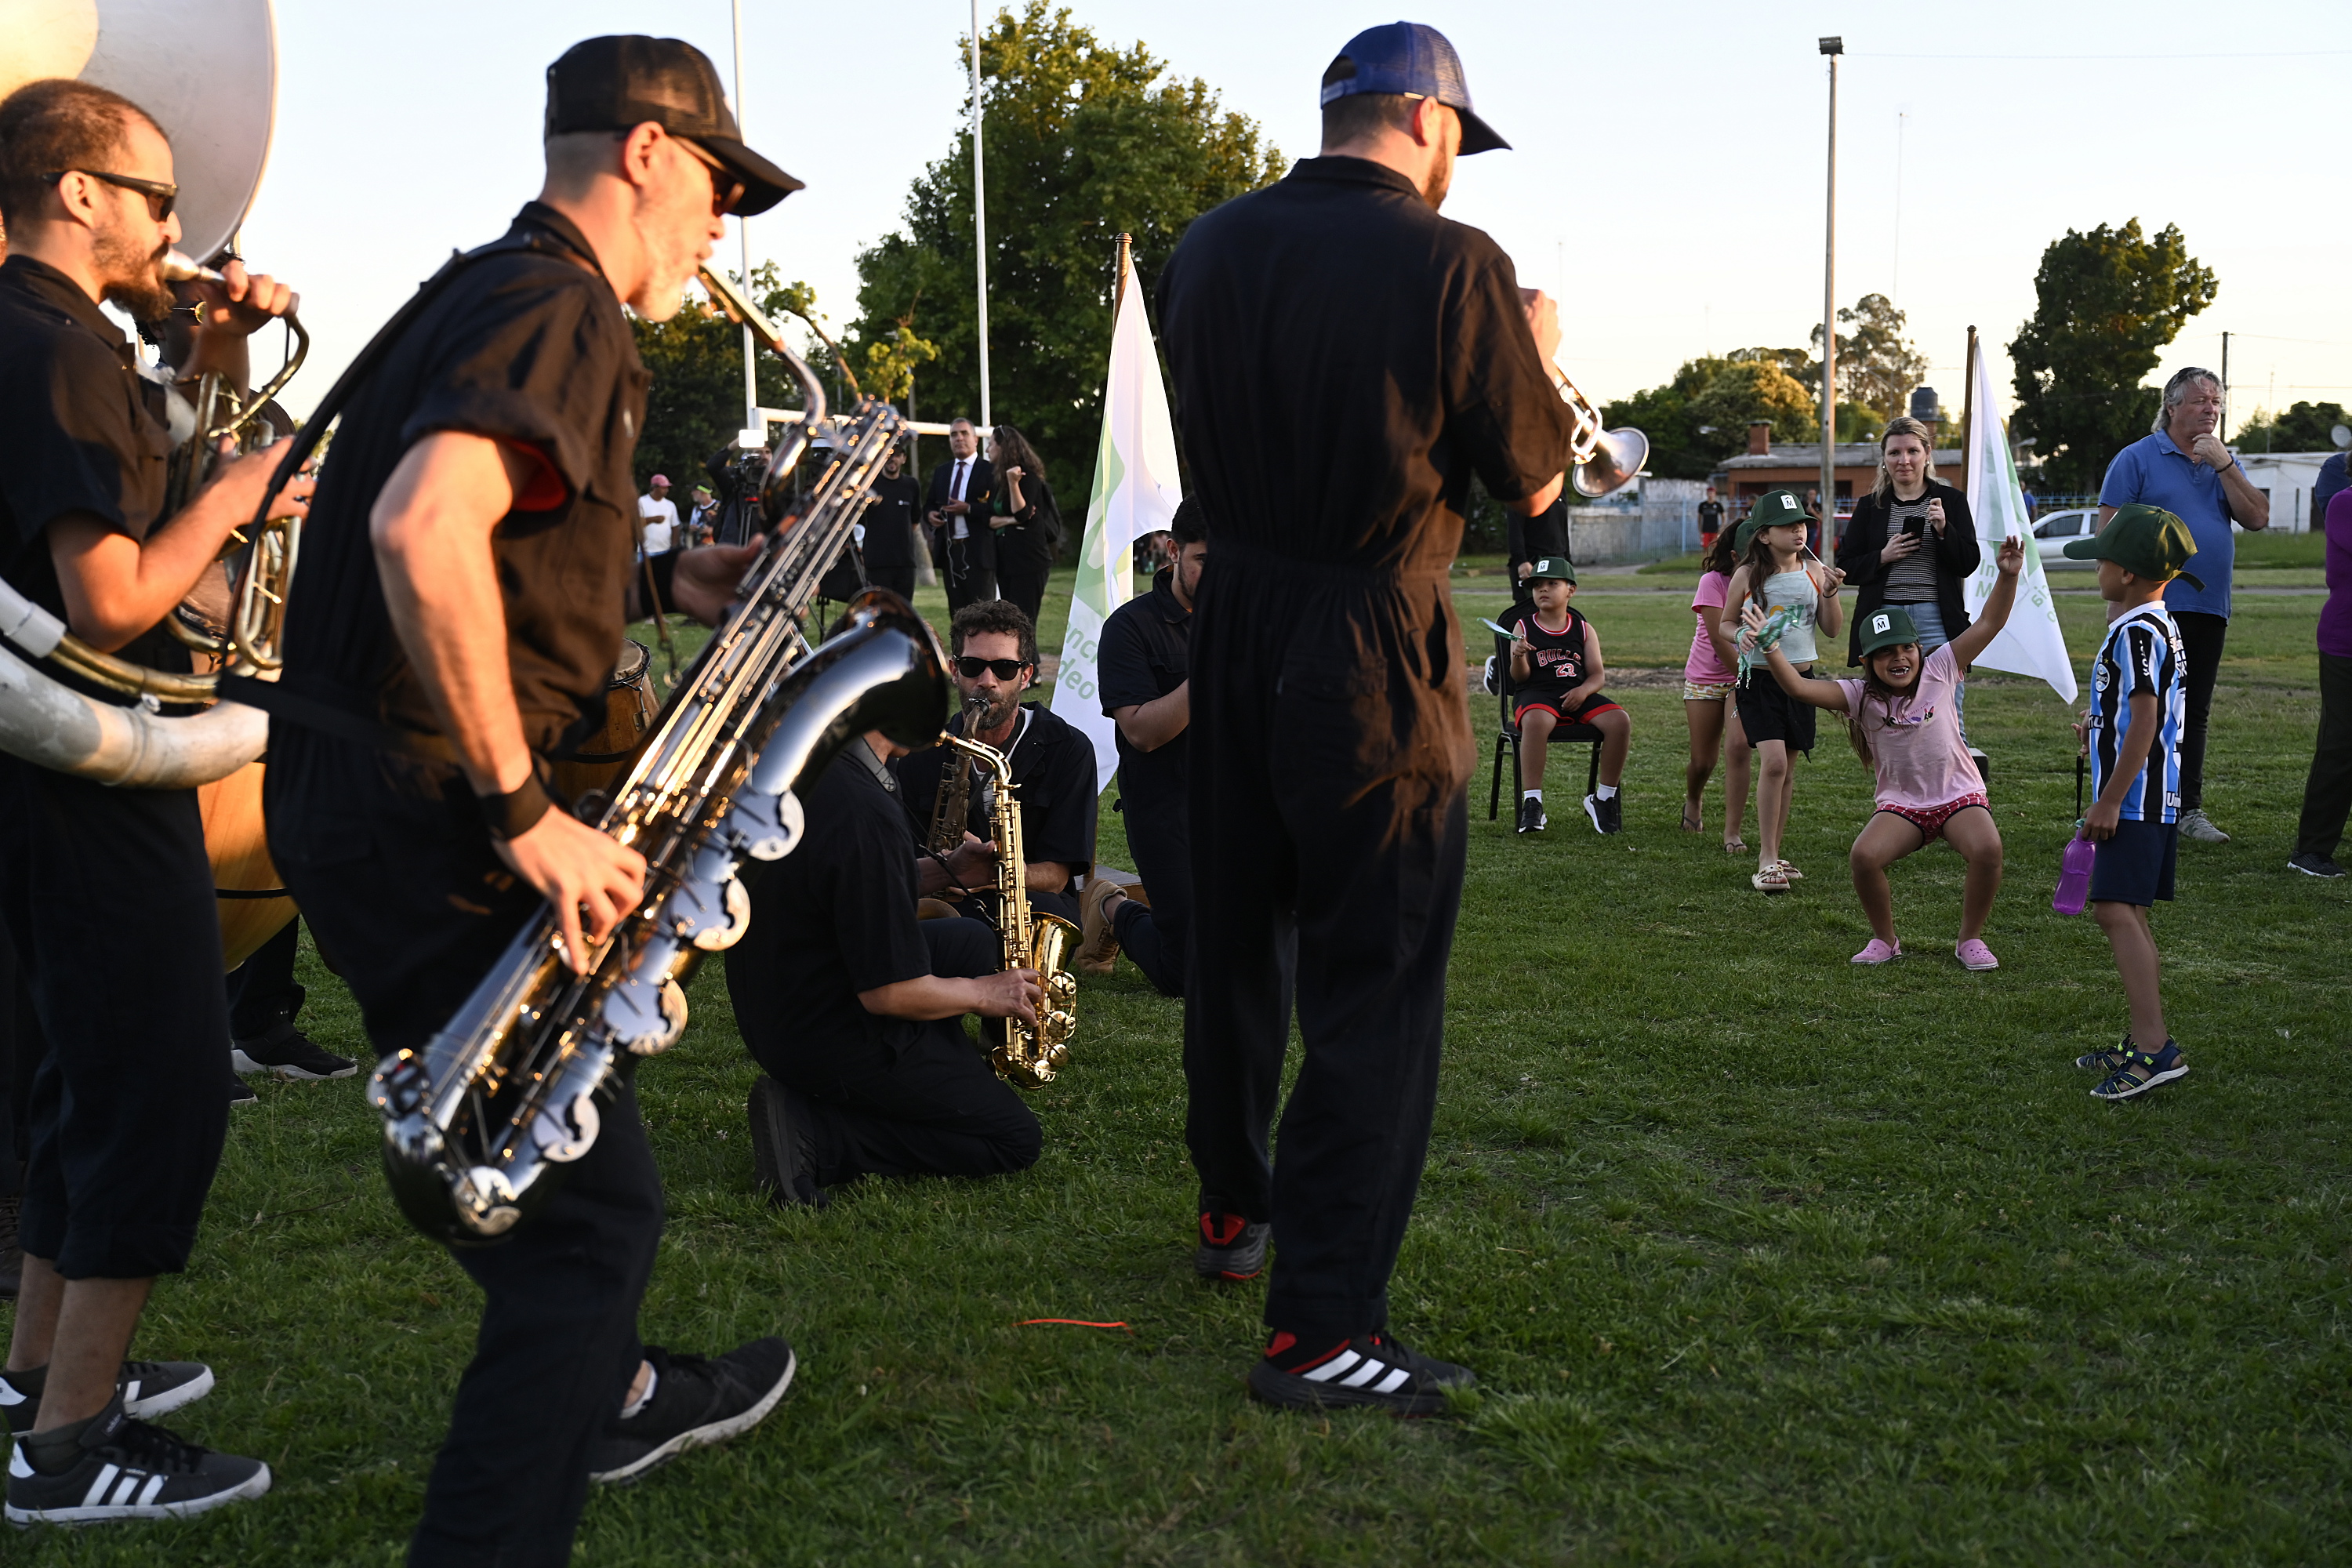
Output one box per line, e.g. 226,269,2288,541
731,0,758,441
970,0,993,436
1818,37,1843,528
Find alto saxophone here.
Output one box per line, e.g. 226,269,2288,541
925,695,989,856
373,269,948,1245
938,732,1079,1088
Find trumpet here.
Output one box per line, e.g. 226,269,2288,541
1554,367,1648,500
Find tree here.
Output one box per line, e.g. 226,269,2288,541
2229,399,2351,455
1602,352,1826,481
1690,358,1820,452
2008,219,2218,490
630,263,828,493
1810,292,1929,422
847,2,1283,494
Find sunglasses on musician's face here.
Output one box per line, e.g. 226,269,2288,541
44,169,176,222
672,137,746,217
956,656,1029,682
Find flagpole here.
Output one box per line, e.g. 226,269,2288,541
1961,325,1978,495
731,0,757,440
969,0,993,435
1818,36,1842,524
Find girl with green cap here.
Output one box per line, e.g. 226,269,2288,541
1725,488,1846,892
1744,535,2026,965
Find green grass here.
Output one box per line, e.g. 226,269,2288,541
12,572,2349,1565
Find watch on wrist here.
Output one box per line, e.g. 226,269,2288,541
479,775,556,841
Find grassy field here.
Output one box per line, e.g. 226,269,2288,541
12,564,2348,1566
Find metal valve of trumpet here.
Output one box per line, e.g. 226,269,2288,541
1554,367,1650,500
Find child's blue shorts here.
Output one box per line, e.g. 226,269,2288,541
2089,818,2178,907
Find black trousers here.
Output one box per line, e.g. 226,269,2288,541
0,759,229,1279
868,564,917,600
1112,800,1191,998
0,924,45,1199
1182,552,1470,1342
2298,652,2352,861
267,735,660,1568
226,915,305,1041
2174,609,2227,811
750,920,1039,1184
998,561,1050,629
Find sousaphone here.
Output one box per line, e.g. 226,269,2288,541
2,0,303,967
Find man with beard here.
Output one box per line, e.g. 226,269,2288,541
1156,21,1573,1413
0,78,310,1524
257,38,800,1561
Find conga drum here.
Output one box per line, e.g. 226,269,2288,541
198,759,296,972
551,640,659,811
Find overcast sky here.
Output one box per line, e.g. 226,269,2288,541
238,0,2348,440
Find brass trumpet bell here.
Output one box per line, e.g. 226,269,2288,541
1572,427,1650,499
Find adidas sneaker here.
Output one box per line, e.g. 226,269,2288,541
5,1397,267,1526
1246,1330,1474,1417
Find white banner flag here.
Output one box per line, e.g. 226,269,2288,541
1051,248,1184,794
1962,339,2077,702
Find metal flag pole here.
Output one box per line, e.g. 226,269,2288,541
970,0,993,436
731,0,758,441
1818,36,1842,528
1962,325,1978,495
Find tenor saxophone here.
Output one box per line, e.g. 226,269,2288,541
938,732,1079,1088
925,695,989,856
373,270,947,1245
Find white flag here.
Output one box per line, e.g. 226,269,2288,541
1051,249,1184,794
1962,339,2077,702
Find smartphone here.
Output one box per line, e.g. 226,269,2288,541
1902,516,1928,539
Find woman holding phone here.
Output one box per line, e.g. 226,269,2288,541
1835,416,1984,739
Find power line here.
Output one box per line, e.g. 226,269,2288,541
1856,49,2352,61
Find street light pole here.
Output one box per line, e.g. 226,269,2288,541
1819,36,1842,528
970,0,993,435
731,0,757,441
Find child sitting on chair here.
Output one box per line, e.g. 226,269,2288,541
1509,558,1631,836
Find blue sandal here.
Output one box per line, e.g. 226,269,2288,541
2090,1040,2189,1102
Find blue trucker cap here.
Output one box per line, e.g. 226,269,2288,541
1319,21,1509,155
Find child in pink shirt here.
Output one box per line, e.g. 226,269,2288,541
1748,536,2025,968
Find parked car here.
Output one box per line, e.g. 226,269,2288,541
2033,506,2100,568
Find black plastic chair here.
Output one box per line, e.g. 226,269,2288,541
1485,630,1601,821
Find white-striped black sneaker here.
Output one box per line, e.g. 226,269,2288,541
5,1398,267,1526
2,1360,213,1439
588,1338,796,1486
231,1022,355,1080
1246,1330,1474,1417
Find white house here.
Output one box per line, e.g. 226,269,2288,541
2234,451,2338,534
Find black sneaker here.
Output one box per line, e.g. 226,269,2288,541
0,1192,19,1299
2288,851,2346,879
1194,1211,1269,1280
747,1076,826,1207
1515,797,1546,835
227,1073,256,1107
3,1360,215,1439
588,1339,796,1486
5,1399,267,1526
1584,792,1623,835
231,1022,355,1080
1246,1330,1474,1417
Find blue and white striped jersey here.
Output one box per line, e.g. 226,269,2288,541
2088,602,2186,823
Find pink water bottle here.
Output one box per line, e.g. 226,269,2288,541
2052,833,2096,915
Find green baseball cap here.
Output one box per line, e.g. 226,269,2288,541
2061,503,2203,589
1526,557,1576,584
1855,604,1921,658
1734,488,1808,554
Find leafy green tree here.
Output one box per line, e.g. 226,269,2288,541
1809,292,1929,423
630,263,828,493
2229,399,2351,455
2007,219,2219,490
847,1,1283,492
1690,359,1820,453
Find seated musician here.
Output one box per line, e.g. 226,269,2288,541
729,726,1044,1207
892,600,1096,927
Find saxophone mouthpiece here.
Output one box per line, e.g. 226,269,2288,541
162,250,223,285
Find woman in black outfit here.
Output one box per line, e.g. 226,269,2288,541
989,423,1062,626
1834,415,1983,741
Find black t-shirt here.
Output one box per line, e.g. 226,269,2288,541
1156,157,1573,574
1096,569,1189,810
992,474,1059,572
727,748,933,1058
1508,605,1593,704
0,256,184,691
277,204,649,753
1698,499,1725,531
891,702,1097,875
861,472,921,568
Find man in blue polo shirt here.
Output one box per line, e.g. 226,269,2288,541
2098,366,2271,843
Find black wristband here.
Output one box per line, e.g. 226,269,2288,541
479,775,555,841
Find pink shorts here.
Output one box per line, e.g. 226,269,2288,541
1873,793,1989,845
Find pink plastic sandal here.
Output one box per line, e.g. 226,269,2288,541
1850,938,1901,965
1955,938,2000,971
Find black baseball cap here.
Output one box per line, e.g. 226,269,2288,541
546,36,803,216
1319,22,1508,155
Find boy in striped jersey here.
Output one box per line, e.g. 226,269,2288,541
2063,506,2198,1100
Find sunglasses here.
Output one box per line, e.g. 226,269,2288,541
44,169,176,222
673,137,746,217
955,656,1027,681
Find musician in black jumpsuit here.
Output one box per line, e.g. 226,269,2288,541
1156,23,1573,1409
262,40,802,1564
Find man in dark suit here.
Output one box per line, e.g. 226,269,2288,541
925,417,995,611
862,441,923,598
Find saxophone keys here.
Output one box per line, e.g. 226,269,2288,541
687,877,753,953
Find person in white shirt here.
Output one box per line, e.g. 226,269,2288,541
637,474,678,556
924,419,995,612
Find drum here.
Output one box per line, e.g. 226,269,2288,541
198,758,295,972
550,640,659,811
